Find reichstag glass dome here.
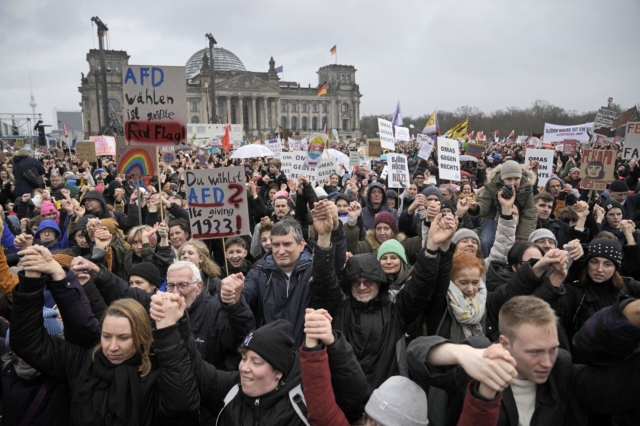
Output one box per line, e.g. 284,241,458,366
185,47,246,82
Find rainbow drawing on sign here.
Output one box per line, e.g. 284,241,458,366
118,148,155,176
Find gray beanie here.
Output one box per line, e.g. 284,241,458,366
452,228,480,246
365,376,428,426
421,186,442,202
500,160,522,180
528,228,557,245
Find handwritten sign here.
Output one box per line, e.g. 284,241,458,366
524,148,555,187
543,122,592,143
580,149,615,190
266,138,283,158
593,107,617,136
76,141,97,163
315,157,337,184
562,139,577,156
368,140,381,159
349,150,360,167
122,65,187,146
185,167,250,239
306,133,326,167
90,135,116,156
116,145,159,177
377,118,395,150
623,122,640,159
388,153,409,188
160,145,178,166
436,137,461,181
417,134,435,160
394,126,410,142
281,152,317,184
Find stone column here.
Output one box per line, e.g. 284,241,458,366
238,97,244,134
251,96,257,132
272,98,278,130
276,98,281,129
226,97,231,123
260,98,267,133
355,101,360,130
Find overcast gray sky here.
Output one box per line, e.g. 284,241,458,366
1,0,639,131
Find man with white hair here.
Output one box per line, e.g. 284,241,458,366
73,258,255,367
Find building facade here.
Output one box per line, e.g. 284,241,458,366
79,47,362,139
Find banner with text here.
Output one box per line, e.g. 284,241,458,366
436,137,461,181
122,65,187,146
185,167,250,239
543,122,592,143
388,153,410,188
623,122,640,159
524,148,555,187
580,149,616,190
378,118,395,150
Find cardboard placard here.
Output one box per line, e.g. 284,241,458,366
116,145,159,176
388,153,409,188
593,107,617,136
622,122,640,159
580,149,615,190
417,134,435,160
306,133,326,167
377,118,395,150
562,139,577,156
349,150,360,167
394,126,410,142
368,140,381,159
76,141,98,163
524,148,555,187
465,142,485,159
90,135,116,156
184,167,250,239
122,65,187,145
436,137,461,181
266,138,282,158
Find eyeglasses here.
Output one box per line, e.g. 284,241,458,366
166,282,195,292
351,279,377,288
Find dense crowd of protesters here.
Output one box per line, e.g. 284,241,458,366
0,134,639,426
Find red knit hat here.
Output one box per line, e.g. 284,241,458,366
373,211,397,234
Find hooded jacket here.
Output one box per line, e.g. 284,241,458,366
469,163,538,240
243,223,346,348
79,190,135,234
544,176,577,219
12,154,45,197
34,219,64,251
310,244,444,389
361,182,397,231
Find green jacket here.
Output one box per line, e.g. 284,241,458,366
469,163,537,240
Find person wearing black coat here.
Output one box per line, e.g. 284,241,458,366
12,149,45,198
79,190,135,234
9,247,199,426
310,205,457,389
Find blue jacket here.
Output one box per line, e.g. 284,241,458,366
34,219,65,251
243,223,347,347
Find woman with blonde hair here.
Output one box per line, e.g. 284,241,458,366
9,245,198,426
177,240,222,296
125,222,174,278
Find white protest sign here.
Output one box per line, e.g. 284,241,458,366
543,122,592,143
331,129,339,142
122,65,187,145
394,126,410,142
417,134,435,160
315,156,337,184
623,122,640,159
281,151,319,185
266,138,282,158
388,153,410,188
436,137,461,181
379,166,388,180
524,148,555,187
184,166,250,239
593,107,617,135
349,150,360,167
90,135,116,156
377,118,395,150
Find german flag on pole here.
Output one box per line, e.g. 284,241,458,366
330,45,337,55
317,82,328,97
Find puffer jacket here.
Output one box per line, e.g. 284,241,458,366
361,182,397,231
469,164,538,240
243,223,346,348
9,272,199,426
12,155,45,197
310,243,443,389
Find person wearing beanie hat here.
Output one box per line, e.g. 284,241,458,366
365,376,428,426
469,158,537,257
596,199,640,247
128,262,162,293
240,320,296,383
421,185,442,202
528,228,557,254
440,199,457,216
452,228,481,253
373,211,398,236
377,239,411,293
385,189,399,209
377,238,407,264
360,182,398,232
608,179,629,204
40,200,60,225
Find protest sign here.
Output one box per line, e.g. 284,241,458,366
394,126,410,142
266,138,282,158
122,65,187,146
184,166,250,239
377,118,395,150
465,143,485,159
543,122,592,143
116,145,159,176
306,133,326,167
288,137,307,151
613,107,639,130
436,137,461,181
562,140,577,156
388,153,410,188
623,122,640,160
516,136,529,144
593,107,617,136
76,141,97,163
349,150,360,167
160,145,178,166
417,134,435,160
379,166,388,180
524,148,555,187
368,140,381,159
315,157,337,184
14,139,24,149
90,135,116,156
331,129,339,142
580,149,615,190
281,151,330,185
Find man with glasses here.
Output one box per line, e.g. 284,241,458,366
413,170,427,192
